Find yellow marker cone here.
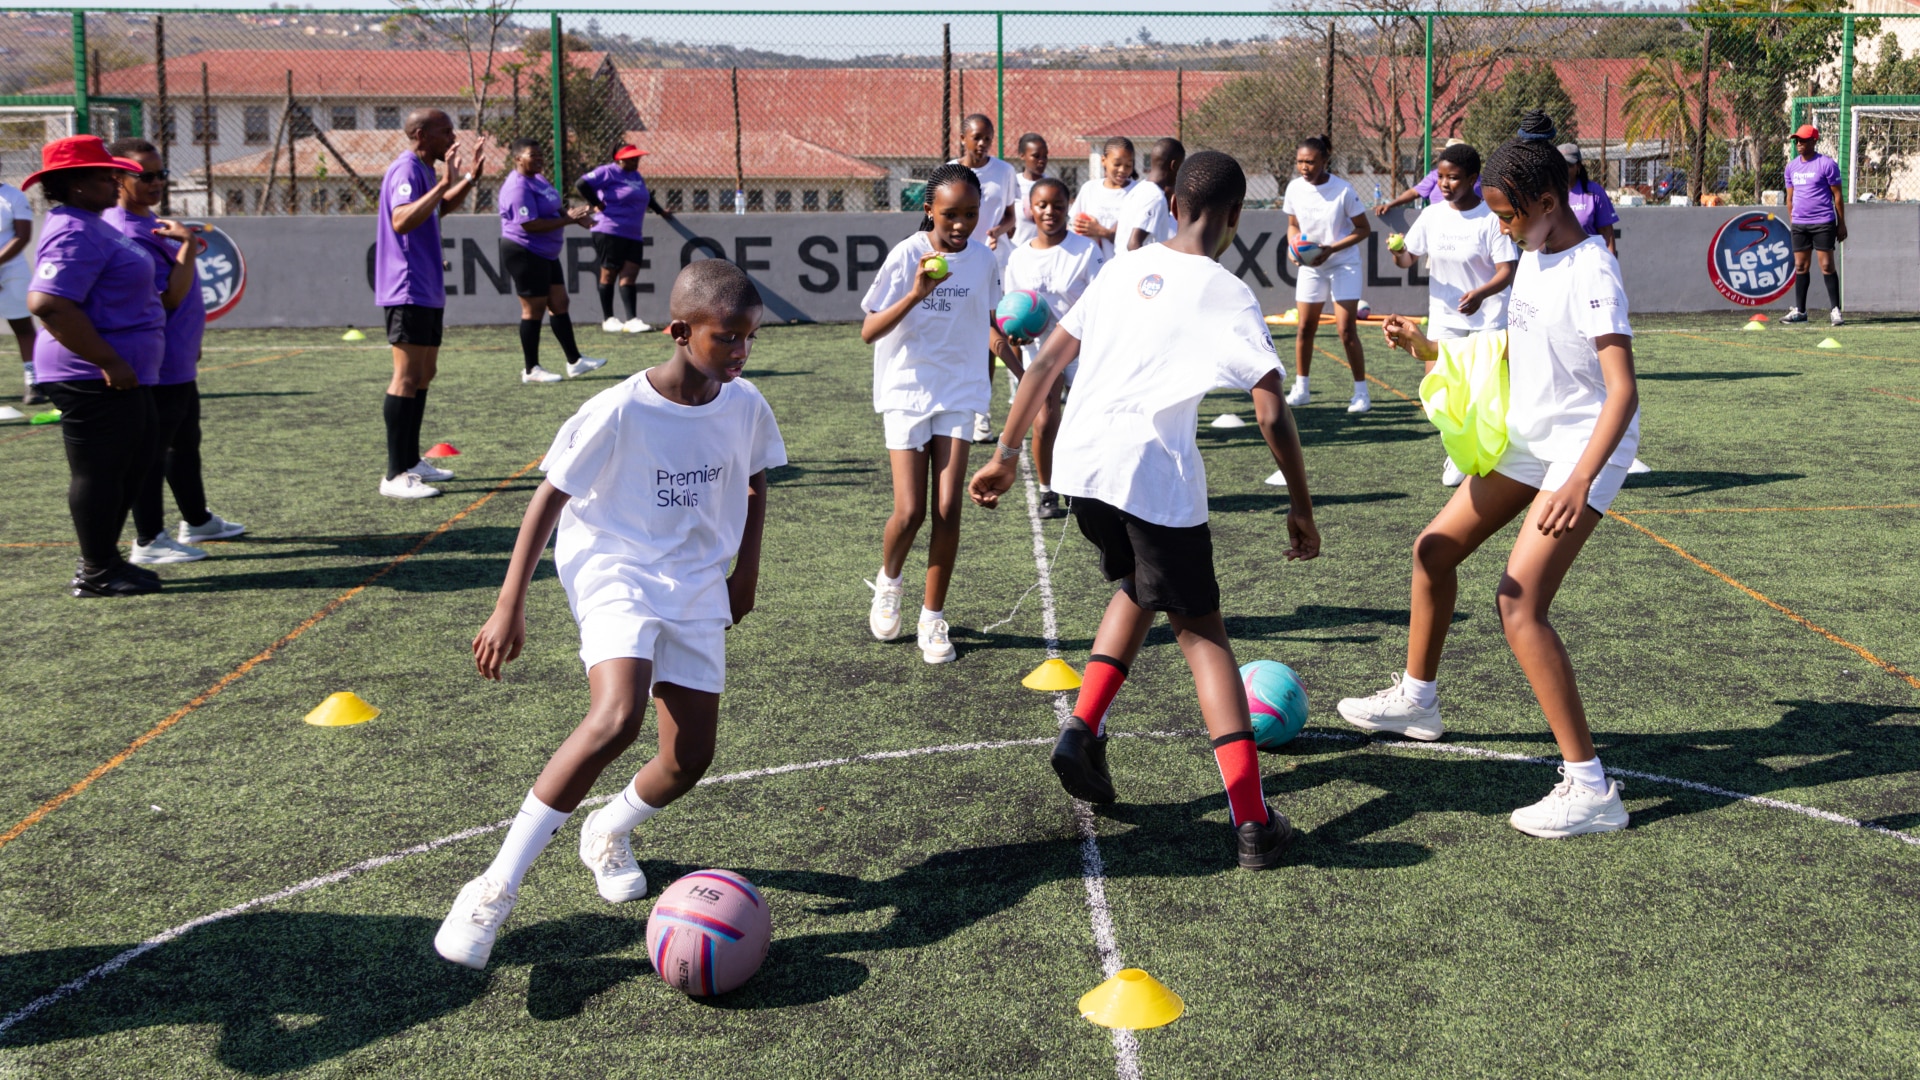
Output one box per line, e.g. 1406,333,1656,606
1742,320,1766,331
304,692,380,727
1817,337,1842,349
341,327,366,341
1022,657,1082,691
1079,968,1184,1030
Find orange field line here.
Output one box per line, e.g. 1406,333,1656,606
1608,511,1920,691
0,458,544,853
1315,345,1415,402
1869,387,1920,405
198,348,308,373
1664,330,1920,365
1616,503,1920,517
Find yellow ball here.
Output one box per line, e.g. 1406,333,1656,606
921,254,950,280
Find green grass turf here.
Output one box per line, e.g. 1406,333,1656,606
2,310,1918,1078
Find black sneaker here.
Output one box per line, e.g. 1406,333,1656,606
1051,718,1116,804
1038,491,1068,520
1236,802,1295,870
74,559,159,585
72,563,161,598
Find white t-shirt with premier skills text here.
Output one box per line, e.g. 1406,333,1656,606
950,156,1019,249
1505,236,1639,467
543,372,787,624
1053,245,1283,528
1068,179,1135,259
861,232,1000,416
1004,232,1107,362
1282,175,1365,268
1404,200,1518,333
1115,181,1174,248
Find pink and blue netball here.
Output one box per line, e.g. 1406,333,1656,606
995,289,1050,339
1240,660,1309,749
647,869,772,996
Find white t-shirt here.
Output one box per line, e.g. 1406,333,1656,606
543,371,787,624
1053,245,1283,528
1114,181,1174,249
1068,179,1134,259
1011,171,1051,246
1004,232,1107,360
1505,236,1639,467
1403,200,1518,333
1282,175,1365,268
0,183,30,285
949,156,1019,249
861,231,1000,416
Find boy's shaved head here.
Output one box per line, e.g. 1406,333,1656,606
670,258,763,322
1174,151,1246,218
1151,137,1185,166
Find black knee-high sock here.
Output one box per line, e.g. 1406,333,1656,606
407,388,428,468
383,393,410,480
1794,271,1810,312
549,312,582,362
1824,271,1841,310
518,317,542,372
619,283,637,321
597,281,615,320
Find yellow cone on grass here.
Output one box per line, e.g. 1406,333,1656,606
1817,337,1842,349
304,692,380,727
1022,657,1082,691
341,327,367,341
1742,320,1766,331
1079,968,1184,1029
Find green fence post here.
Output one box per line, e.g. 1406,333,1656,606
71,10,88,135
995,12,1005,159
1422,14,1435,176
1838,14,1855,202
549,12,565,193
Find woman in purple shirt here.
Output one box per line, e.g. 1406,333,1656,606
498,137,603,383
575,145,673,333
23,136,167,597
1782,123,1845,326
1560,144,1618,256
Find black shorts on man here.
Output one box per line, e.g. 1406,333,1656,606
1073,495,1220,617
1790,222,1837,253
385,304,445,347
501,241,562,297
593,233,648,271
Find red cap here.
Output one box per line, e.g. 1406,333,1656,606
22,135,141,190
1793,124,1820,141
613,145,648,161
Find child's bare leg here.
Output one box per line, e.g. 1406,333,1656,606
1032,378,1064,487
922,435,970,611
1333,299,1366,381
881,446,931,579
531,657,654,812
1407,473,1535,680
629,682,720,807
1294,301,1324,377
1497,496,1605,764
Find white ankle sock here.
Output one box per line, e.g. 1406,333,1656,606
1563,757,1606,791
1353,380,1370,398
920,606,944,624
595,780,662,834
1294,376,1310,393
877,569,902,588
1400,672,1437,709
1038,483,1051,494
485,791,570,890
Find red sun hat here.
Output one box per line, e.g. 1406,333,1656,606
23,135,141,190
613,145,649,161
1793,124,1820,141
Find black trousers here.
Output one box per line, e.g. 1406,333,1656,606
133,380,209,542
41,380,158,569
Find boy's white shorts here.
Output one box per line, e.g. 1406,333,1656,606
0,261,29,321
578,604,729,693
1294,261,1362,304
883,409,972,451
1491,445,1631,515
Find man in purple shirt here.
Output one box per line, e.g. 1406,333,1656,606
576,145,673,333
375,108,484,499
1782,123,1845,326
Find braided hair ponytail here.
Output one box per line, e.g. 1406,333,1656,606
1483,109,1569,211
919,162,984,232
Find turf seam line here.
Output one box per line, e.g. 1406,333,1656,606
0,457,547,855
1606,511,1920,691
1615,503,1920,517
1665,330,1919,365
1868,387,1920,405
1315,344,1414,402
197,348,308,374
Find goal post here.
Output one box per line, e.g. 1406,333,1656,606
1794,94,1920,203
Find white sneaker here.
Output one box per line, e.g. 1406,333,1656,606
623,318,653,333
1830,307,1844,327
971,413,993,443
379,472,440,499
1627,457,1651,475
1336,677,1445,741
408,458,454,482
1442,459,1466,487
178,512,244,543
867,577,904,640
601,317,624,333
433,874,518,969
1508,768,1629,838
522,364,563,384
918,617,957,664
566,356,608,378
577,805,649,902
130,533,208,564
1347,388,1372,414
1284,380,1311,407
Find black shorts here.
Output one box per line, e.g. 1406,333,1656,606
1073,496,1220,617
594,233,647,271
501,240,562,297
1790,223,1837,252
384,304,444,347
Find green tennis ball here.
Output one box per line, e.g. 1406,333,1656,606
921,254,950,281
1387,233,1406,253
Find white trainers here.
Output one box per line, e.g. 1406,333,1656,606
1780,307,1807,324
1347,388,1372,415
1442,458,1466,487
1284,380,1311,407
971,413,994,443
1336,677,1445,741
1508,767,1629,838
1830,307,1844,327
178,512,244,543
434,874,518,969
623,318,653,333
1627,457,1651,475
522,364,563,384
566,356,608,378
408,458,454,482
601,316,624,333
130,534,207,564
577,805,649,902
379,472,440,499
867,577,904,640
918,617,957,664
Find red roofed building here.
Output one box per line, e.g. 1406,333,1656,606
619,129,888,213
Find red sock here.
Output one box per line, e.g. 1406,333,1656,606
1071,655,1129,736
1212,732,1269,826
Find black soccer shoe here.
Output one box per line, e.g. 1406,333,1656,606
75,558,159,585
1236,802,1296,870
71,563,161,598
1038,491,1068,520
1051,717,1116,804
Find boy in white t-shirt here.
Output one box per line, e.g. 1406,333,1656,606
971,151,1321,871
1281,136,1373,414
1339,113,1639,842
1010,133,1051,247
1068,136,1136,259
1003,176,1108,519
948,113,1020,444
1117,138,1184,251
434,260,787,970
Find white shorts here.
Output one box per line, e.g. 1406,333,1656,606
1428,323,1472,342
883,408,972,451
0,262,28,321
1295,261,1362,304
1491,444,1631,514
577,605,729,693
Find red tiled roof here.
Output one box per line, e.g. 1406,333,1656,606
30,48,607,99
620,129,887,181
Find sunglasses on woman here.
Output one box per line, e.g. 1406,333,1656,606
134,168,170,183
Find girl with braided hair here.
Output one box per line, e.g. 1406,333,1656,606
1337,110,1641,840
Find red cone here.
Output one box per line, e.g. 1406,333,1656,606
426,442,460,459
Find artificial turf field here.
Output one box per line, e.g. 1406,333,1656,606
2,310,1918,1079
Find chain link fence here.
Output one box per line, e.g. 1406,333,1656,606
2,7,1913,215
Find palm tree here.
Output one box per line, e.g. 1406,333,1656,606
1622,55,1723,190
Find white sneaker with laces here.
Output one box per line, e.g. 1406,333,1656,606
918,617,957,664
1830,307,1844,327
971,413,993,442
1780,307,1807,324
623,318,653,333
178,512,244,543
577,805,649,902
522,364,563,384
130,534,208,564
867,578,904,640
566,356,608,378
1336,677,1445,741
434,874,518,969
1509,768,1629,838
379,472,440,499
1284,380,1311,407
409,458,454,482
601,316,624,333
1347,388,1372,414
1442,459,1466,487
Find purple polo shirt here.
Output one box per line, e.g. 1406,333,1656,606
498,171,564,260
579,163,649,241
29,205,165,384
1567,180,1619,236
1785,154,1841,226
1414,168,1482,201
375,152,444,308
103,206,205,385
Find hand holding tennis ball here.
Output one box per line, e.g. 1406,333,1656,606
1387,233,1406,253
919,253,950,281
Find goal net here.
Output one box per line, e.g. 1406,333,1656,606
1809,103,1920,202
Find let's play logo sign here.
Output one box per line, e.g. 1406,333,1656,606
187,223,247,321
1707,211,1793,306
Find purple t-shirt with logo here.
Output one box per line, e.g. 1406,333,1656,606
29,206,165,384
1567,180,1619,236
579,163,649,241
1785,154,1841,225
1414,168,1482,201
375,152,444,308
103,206,205,385
498,171,564,260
